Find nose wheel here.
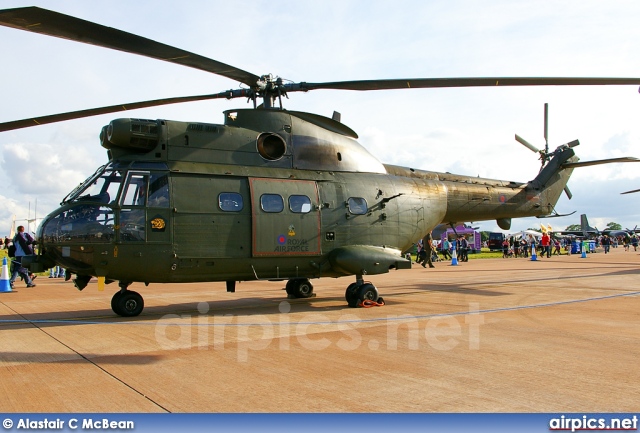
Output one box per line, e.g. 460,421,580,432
111,282,144,317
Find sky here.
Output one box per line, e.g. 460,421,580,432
1,0,639,236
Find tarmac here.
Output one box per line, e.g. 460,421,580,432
0,247,638,413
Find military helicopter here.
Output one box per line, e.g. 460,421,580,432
2,6,639,317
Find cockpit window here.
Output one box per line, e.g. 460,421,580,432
122,173,149,206
148,173,170,207
42,205,115,244
67,168,123,204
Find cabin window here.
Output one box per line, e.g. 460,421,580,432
347,197,368,215
219,192,244,212
260,194,284,213
289,195,312,213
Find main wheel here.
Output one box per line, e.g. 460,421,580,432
285,279,297,296
110,291,123,312
115,290,144,317
345,282,360,308
287,279,313,298
357,283,379,304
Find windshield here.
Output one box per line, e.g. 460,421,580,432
65,166,124,204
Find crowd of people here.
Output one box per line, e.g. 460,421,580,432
497,232,639,258
412,230,639,268
415,233,472,267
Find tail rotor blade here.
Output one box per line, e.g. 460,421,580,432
564,185,573,199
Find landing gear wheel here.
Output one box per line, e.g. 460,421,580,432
110,291,123,312
285,279,297,296
286,278,314,298
345,283,360,308
114,290,144,317
346,282,379,307
357,283,379,304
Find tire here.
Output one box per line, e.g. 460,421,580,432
286,279,314,298
357,283,378,304
285,279,297,296
110,291,123,313
294,280,314,298
345,283,360,308
116,290,144,317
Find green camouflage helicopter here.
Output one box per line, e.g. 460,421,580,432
1,6,639,316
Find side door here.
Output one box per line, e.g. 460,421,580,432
249,177,321,257
116,171,172,279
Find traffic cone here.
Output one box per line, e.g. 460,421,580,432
530,245,537,261
0,257,12,293
581,241,587,258
450,248,458,266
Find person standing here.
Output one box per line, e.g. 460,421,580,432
10,225,36,288
459,236,469,262
422,232,435,268
441,237,451,260
415,239,424,264
528,234,536,257
541,232,551,258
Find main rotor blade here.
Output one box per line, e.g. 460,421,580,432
0,6,260,87
515,134,540,153
621,188,640,195
562,157,640,169
543,103,549,155
566,139,580,148
297,77,640,91
0,91,251,132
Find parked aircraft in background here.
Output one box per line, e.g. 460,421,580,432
556,214,639,238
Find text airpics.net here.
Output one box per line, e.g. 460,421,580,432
154,301,485,362
549,415,638,432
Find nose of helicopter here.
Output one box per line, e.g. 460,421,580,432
35,203,114,275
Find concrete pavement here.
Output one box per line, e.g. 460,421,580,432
0,247,638,412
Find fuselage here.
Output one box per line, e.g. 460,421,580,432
34,109,570,284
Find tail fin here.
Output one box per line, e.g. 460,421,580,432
580,214,597,236
528,146,578,214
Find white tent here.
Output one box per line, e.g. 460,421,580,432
509,230,543,240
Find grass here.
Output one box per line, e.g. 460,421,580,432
428,247,571,261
